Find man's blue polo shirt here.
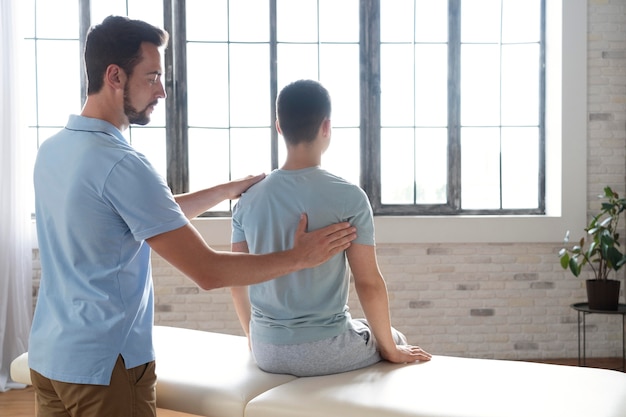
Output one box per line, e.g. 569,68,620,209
30,115,188,385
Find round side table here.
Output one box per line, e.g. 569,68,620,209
571,302,626,371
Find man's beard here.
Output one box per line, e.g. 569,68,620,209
124,86,156,126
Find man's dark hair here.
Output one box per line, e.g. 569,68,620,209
84,16,169,94
276,80,331,145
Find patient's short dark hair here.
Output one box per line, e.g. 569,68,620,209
276,80,332,145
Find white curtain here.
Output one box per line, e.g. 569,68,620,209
0,0,33,392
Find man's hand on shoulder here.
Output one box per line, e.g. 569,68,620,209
227,173,266,200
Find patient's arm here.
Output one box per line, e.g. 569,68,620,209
347,243,432,363
230,240,252,346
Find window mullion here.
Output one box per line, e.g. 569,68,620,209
270,0,278,170
360,0,381,210
164,0,189,194
538,0,547,213
448,0,461,210
79,0,90,108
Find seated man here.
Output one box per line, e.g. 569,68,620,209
230,79,432,377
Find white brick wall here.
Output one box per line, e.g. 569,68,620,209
588,0,626,204
147,241,625,360
30,0,626,361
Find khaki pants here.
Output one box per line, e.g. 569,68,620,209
30,355,157,417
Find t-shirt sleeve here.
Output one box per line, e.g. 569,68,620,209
346,186,375,246
103,153,189,241
231,201,246,243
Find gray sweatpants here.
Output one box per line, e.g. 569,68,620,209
250,319,407,377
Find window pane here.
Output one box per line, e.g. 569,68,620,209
37,40,81,127
188,128,231,198
37,0,79,38
415,0,448,43
501,127,539,209
22,41,37,127
319,0,358,42
230,128,272,179
187,43,230,127
230,0,269,42
502,0,541,43
381,128,415,204
415,128,447,204
277,0,317,42
461,0,501,43
323,128,360,186
127,0,163,26
381,128,450,206
380,0,414,42
187,0,228,41
461,127,501,209
229,44,270,127
129,128,167,179
277,44,319,89
415,44,447,127
320,44,359,127
501,44,540,126
18,0,34,35
461,44,500,126
91,0,128,23
278,136,287,167
381,44,414,126
91,0,163,26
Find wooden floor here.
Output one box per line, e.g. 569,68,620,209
523,356,624,371
1,358,623,417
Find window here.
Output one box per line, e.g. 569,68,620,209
376,0,544,214
175,0,361,213
21,0,545,217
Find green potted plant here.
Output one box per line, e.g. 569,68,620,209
559,186,626,310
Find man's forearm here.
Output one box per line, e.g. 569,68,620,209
174,185,229,219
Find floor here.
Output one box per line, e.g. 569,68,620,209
1,358,623,417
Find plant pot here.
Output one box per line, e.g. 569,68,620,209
585,279,621,311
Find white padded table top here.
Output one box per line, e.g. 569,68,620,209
245,355,626,417
153,325,296,417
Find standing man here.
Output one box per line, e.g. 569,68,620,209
231,79,431,377
29,17,356,417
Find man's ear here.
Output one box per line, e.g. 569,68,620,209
321,118,331,137
104,64,126,90
275,119,283,135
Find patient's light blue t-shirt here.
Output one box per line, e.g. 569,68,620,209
30,115,188,385
232,167,375,345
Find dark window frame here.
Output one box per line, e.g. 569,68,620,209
63,0,547,217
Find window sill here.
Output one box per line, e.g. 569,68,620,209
191,211,584,246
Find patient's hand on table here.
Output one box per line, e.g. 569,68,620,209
383,344,432,364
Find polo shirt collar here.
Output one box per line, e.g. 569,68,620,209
65,114,128,144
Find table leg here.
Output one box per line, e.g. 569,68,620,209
577,310,581,367
582,312,587,367
622,314,626,372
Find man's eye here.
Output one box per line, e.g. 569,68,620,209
148,74,161,85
